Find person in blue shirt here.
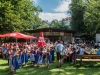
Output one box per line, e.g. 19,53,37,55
2,45,7,58
97,47,100,55
50,46,55,63
79,46,85,55
55,40,64,68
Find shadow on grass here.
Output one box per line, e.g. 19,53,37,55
1,58,100,75
0,69,11,75
16,61,100,75
0,63,8,66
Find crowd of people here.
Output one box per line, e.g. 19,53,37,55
0,40,100,74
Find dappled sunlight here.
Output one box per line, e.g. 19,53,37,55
49,69,65,72
1,58,100,75
77,74,85,75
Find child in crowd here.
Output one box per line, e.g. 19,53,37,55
18,48,23,66
38,48,43,68
23,46,28,65
30,47,34,63
42,46,47,62
12,48,20,74
63,45,69,62
74,47,79,63
34,47,39,66
8,48,13,71
32,46,37,66
21,48,25,65
50,46,55,63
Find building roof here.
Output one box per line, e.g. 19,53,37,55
74,32,87,36
24,28,76,33
62,17,71,21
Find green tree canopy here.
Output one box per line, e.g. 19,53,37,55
70,0,86,32
84,0,100,37
50,19,69,29
0,0,42,33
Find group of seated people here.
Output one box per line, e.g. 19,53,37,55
0,41,100,74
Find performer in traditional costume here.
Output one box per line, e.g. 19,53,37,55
30,47,34,63
34,47,39,66
46,48,51,68
50,46,55,63
8,48,13,71
18,48,23,66
12,48,20,74
38,48,43,68
23,46,28,65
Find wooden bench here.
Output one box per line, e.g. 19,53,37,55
76,54,100,66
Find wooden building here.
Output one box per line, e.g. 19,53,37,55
24,28,76,43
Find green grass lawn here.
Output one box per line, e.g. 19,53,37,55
0,58,100,75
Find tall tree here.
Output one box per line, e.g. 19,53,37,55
84,0,100,37
70,0,86,32
0,0,42,33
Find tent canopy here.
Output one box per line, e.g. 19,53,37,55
3,32,36,39
0,34,5,38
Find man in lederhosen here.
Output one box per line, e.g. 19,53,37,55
55,40,64,68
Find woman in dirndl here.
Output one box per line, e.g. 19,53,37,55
38,48,43,68
18,48,23,66
21,48,25,65
30,47,34,63
50,46,55,63
23,46,28,65
30,47,35,66
34,47,39,66
46,48,51,68
12,48,20,74
8,48,13,71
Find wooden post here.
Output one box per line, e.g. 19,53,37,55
80,55,82,66
16,38,17,44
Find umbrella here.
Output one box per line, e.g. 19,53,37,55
3,32,36,39
0,34,5,38
3,32,36,43
37,32,46,48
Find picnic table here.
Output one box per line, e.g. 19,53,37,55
76,54,100,66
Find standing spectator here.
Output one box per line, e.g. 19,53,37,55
50,46,55,63
55,40,64,68
45,48,51,68
97,47,100,55
2,44,7,58
79,46,85,55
